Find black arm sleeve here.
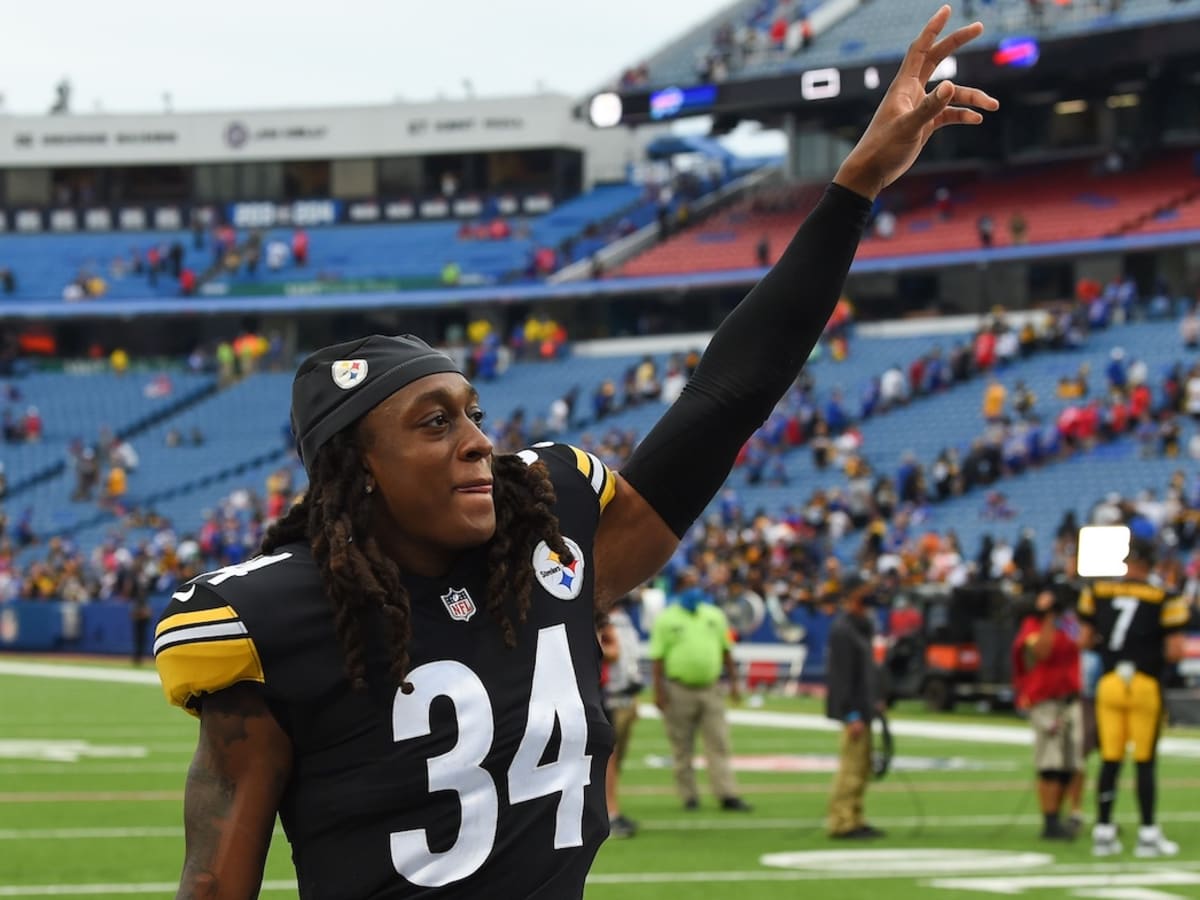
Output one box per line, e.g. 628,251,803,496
620,182,871,536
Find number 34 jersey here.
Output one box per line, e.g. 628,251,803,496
1077,579,1190,678
154,444,618,899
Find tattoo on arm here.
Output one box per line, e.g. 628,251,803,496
177,684,292,900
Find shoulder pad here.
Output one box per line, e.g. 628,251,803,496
521,442,616,512
154,580,265,715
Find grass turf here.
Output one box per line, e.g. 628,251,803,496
2,656,1199,899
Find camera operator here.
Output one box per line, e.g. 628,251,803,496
826,574,885,839
1011,586,1084,840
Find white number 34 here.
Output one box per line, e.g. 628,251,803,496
390,624,592,888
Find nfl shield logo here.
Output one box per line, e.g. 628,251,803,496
441,587,476,622
331,358,368,390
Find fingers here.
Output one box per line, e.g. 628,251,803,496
900,5,953,80
917,81,998,117
932,107,985,130
920,22,985,83
947,84,1000,111
917,79,956,119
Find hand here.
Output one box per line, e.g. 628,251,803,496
834,5,999,201
847,719,866,739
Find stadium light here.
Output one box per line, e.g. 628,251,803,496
1106,93,1140,109
588,92,624,129
1054,99,1088,115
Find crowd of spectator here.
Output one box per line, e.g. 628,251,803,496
0,465,301,604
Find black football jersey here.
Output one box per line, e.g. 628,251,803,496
155,443,618,899
1078,579,1190,678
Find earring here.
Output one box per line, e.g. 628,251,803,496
365,483,374,495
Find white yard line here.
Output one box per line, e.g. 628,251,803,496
0,662,160,685
5,662,1199,757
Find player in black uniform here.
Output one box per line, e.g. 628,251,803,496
1078,538,1189,858
154,9,997,897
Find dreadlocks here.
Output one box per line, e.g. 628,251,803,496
262,432,572,693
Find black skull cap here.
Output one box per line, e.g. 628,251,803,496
290,334,461,472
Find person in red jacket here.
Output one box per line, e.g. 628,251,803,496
1012,586,1085,840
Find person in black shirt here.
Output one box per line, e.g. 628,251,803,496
825,575,885,839
154,9,997,897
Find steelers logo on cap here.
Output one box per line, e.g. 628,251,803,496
532,537,585,600
331,359,368,390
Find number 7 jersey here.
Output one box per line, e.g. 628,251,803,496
1077,579,1190,678
154,443,618,899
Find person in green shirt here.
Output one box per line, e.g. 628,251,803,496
649,570,751,812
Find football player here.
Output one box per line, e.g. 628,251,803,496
1078,537,1189,857
154,9,997,897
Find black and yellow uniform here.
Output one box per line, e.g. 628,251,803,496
155,443,616,900
1078,580,1190,763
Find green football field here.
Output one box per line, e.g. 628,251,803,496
3,656,1200,899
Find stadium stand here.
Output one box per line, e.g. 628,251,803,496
0,182,708,301
620,151,1200,277
624,0,1200,89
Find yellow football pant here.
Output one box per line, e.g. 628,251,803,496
1095,671,1162,764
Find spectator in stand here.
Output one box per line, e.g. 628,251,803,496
21,406,42,442
1185,366,1200,421
102,464,127,512
1105,348,1128,392
977,213,994,247
1181,307,1200,349
874,209,897,239
661,359,687,405
0,267,15,295
1014,380,1037,420
1130,380,1153,421
180,268,196,296
635,356,662,401
146,246,161,286
982,377,1007,422
756,234,770,266
291,229,309,267
168,241,184,279
974,327,997,370
880,363,907,409
1009,210,1028,245
593,379,618,422
934,186,952,220
266,239,289,271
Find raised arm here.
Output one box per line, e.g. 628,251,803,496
594,6,999,609
176,683,293,900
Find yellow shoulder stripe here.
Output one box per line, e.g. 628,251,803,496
566,443,616,510
599,466,617,511
1094,581,1163,603
569,445,592,481
155,636,265,715
1163,599,1191,628
1078,589,1095,615
156,605,239,639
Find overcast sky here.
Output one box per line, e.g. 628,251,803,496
1,0,736,115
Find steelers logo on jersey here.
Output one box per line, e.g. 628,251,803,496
532,537,585,601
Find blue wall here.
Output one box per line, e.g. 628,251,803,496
0,598,170,654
